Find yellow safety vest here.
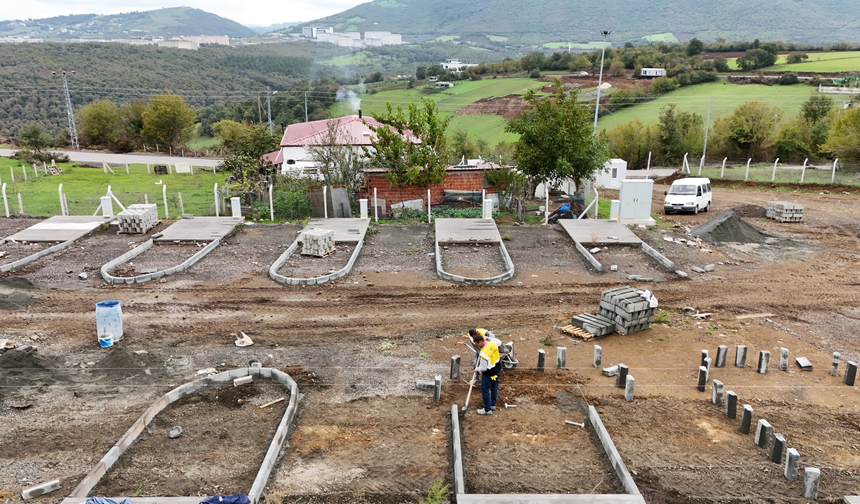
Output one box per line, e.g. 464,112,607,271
479,340,501,379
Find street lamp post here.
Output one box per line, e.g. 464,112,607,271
592,31,611,135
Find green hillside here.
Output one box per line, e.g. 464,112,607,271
306,0,860,47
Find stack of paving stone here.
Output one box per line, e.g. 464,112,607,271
117,204,159,234
596,286,656,335
301,228,335,257
766,201,804,222
569,313,616,337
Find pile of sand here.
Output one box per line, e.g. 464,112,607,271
0,349,66,388
0,277,39,311
691,211,775,244
94,347,166,383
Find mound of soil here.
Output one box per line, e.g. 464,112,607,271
93,347,167,383
730,204,768,219
455,95,529,119
691,210,774,244
0,291,36,311
0,349,66,388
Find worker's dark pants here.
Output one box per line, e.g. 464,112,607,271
480,373,498,410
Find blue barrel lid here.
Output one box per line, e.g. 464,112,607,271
96,300,120,308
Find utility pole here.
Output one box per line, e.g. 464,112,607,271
52,70,79,149
304,91,308,123
592,31,611,135
701,96,713,170
266,87,277,135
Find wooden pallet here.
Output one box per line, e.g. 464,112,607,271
47,165,63,175
560,325,597,341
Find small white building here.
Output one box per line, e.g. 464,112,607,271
640,68,666,78
595,158,628,189
440,58,478,71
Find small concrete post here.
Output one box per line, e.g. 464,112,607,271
802,467,820,499
556,347,566,370
769,433,785,464
755,419,772,449
725,391,738,419
739,404,752,433
536,349,546,372
624,375,634,402
231,196,241,218
779,347,789,371
757,350,770,374
593,345,602,368
704,357,712,381
700,349,709,367
784,448,799,481
711,379,723,406
831,352,840,376
17,193,23,214
178,193,185,215
434,375,441,402
844,361,857,386
715,345,728,367
735,345,747,367
697,366,707,392
147,163,150,174
616,364,628,388
451,355,460,379
125,163,129,174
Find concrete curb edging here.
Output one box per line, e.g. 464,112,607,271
269,239,364,286
640,242,676,270
435,240,516,285
450,406,465,495
100,239,220,285
68,367,299,504
574,241,603,272
588,405,641,495
0,238,77,273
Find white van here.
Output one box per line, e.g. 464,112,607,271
663,177,712,215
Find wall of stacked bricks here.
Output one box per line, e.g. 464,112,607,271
117,204,159,234
766,201,804,223
359,172,498,212
570,286,655,336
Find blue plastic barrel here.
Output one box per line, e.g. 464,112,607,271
96,300,124,341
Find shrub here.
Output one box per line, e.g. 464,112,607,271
649,76,679,95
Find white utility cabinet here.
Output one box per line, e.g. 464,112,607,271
618,179,655,225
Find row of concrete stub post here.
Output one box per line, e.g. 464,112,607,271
695,348,820,497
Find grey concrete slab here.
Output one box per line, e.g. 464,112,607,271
63,499,202,504
302,218,370,243
558,220,643,245
5,216,107,242
842,496,860,503
435,218,501,243
457,495,646,503
154,217,243,242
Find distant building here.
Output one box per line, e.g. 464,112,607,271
179,35,229,46
640,68,666,78
440,58,478,71
158,38,198,50
0,36,44,43
435,81,455,88
303,27,401,47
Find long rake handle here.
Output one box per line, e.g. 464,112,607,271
463,374,477,410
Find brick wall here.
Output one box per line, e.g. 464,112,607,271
359,172,497,211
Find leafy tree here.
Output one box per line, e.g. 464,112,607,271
450,129,477,163
711,101,781,159
822,108,860,162
307,119,369,199
737,48,778,70
211,119,247,153
712,56,730,72
786,52,809,64
416,66,427,80
505,78,610,195
778,72,799,85
657,104,704,164
600,118,658,169
801,95,834,124
484,167,528,219
235,124,280,158
365,98,451,203
119,100,147,151
609,60,625,77
142,93,197,149
77,99,122,147
649,76,680,94
686,38,705,57
520,51,546,71
18,124,54,151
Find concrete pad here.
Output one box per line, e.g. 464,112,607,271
154,217,242,242
558,219,643,245
457,494,646,503
6,216,107,242
436,218,501,243
63,499,201,504
302,218,369,243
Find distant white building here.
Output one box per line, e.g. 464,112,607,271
158,38,198,50
179,35,229,46
440,58,478,71
640,68,666,78
304,27,401,47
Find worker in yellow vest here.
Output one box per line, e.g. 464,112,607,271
469,329,502,415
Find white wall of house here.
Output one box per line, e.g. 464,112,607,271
595,158,628,188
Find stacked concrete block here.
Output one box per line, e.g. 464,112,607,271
117,204,159,234
597,286,655,335
570,313,616,337
766,201,803,222
301,228,335,257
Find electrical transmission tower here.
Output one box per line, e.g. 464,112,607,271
53,70,79,149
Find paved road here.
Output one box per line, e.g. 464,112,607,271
0,149,222,168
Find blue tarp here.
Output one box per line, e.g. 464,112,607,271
199,494,251,504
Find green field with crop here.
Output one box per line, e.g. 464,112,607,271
0,159,228,218
689,162,859,187
596,81,818,132
726,51,860,72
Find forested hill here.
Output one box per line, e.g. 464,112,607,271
0,7,257,39
308,0,860,45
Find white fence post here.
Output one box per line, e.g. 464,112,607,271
427,188,431,223
269,183,274,221
214,183,219,217
1,183,8,217
698,155,704,176
645,151,651,179
720,157,727,178
800,158,808,183
163,184,168,220
832,158,838,183
745,159,751,181
17,193,23,214
323,185,328,219
374,187,378,223
771,158,779,181
58,183,65,216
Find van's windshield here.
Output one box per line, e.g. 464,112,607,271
668,185,697,195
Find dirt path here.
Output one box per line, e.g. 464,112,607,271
1,185,860,503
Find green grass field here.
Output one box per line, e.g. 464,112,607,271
596,81,818,132
726,51,860,72
0,158,229,217
542,41,610,50
689,162,860,187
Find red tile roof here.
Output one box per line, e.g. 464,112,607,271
261,150,283,164
279,114,414,147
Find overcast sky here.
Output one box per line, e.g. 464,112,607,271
2,0,367,26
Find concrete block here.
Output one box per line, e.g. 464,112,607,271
784,447,799,481
675,270,688,278
415,379,435,389
769,433,785,463
700,349,709,367
556,347,566,369
602,364,618,377
711,379,724,406
697,366,707,392
779,347,789,371
536,349,545,372
624,375,634,402
233,376,253,387
715,345,728,367
434,375,442,402
736,345,747,367
616,363,628,388
725,390,737,419
831,352,840,376
703,263,715,272
739,404,752,433
21,479,61,499
704,357,712,381
451,355,461,379
844,361,857,386
755,419,771,449
801,467,820,499
758,350,770,374
593,345,602,368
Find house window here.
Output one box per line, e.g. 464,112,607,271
611,167,618,179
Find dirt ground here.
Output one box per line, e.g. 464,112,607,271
2,182,860,504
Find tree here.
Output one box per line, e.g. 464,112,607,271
600,118,657,169
77,100,122,147
364,98,451,203
737,48,778,70
450,129,477,163
801,95,834,124
822,108,860,162
18,124,53,151
657,104,704,165
711,101,781,159
142,93,197,149
211,119,248,154
307,119,370,199
713,57,730,72
505,78,610,195
686,38,705,57
786,52,809,64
